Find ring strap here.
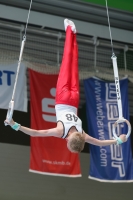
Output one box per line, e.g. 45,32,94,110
111,55,123,118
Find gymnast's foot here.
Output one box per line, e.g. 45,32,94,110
64,18,76,33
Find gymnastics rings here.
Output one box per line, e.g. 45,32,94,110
5,0,32,125
113,118,131,140
105,0,132,141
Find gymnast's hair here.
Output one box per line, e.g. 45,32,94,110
67,132,85,153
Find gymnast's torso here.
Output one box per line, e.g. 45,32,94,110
55,104,83,138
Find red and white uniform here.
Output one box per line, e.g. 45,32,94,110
55,25,83,138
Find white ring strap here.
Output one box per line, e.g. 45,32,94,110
111,55,123,118
111,55,131,139
106,0,131,140
5,0,33,124
12,38,26,100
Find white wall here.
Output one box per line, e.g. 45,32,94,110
0,143,133,200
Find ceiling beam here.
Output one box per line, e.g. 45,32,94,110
0,5,133,44
0,0,133,29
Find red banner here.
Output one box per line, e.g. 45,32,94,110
29,69,81,177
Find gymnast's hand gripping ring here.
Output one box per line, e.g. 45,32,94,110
113,118,131,140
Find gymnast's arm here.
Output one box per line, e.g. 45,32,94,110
84,132,127,146
19,126,61,137
4,119,61,138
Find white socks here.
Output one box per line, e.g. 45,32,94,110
64,19,76,33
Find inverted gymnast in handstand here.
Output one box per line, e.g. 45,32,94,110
5,19,127,153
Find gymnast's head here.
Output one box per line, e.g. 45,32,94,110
66,132,85,153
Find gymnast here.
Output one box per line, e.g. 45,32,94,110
5,19,127,153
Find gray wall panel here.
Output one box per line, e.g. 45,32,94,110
0,143,133,200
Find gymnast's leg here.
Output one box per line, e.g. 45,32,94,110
70,33,79,108
55,20,75,106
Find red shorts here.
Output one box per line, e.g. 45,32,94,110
55,26,79,108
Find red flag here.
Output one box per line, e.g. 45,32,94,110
29,69,81,177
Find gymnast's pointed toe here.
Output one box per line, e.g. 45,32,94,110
64,18,76,33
